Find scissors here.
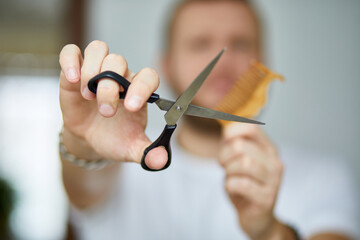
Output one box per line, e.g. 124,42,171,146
88,48,264,171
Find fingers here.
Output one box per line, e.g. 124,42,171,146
225,176,267,206
61,40,160,116
81,40,109,100
59,44,82,83
221,123,283,180
219,131,283,184
224,156,268,183
124,68,160,112
219,137,268,167
223,123,275,153
97,53,128,117
59,44,83,92
219,124,283,208
219,137,269,183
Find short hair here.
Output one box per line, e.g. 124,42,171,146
163,0,263,56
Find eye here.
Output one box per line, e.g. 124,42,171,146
231,38,252,52
187,37,211,52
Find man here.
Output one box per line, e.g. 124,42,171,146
59,0,358,239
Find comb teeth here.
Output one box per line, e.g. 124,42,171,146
215,61,283,121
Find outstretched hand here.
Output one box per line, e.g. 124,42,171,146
59,40,167,169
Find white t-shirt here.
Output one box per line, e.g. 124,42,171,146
70,138,360,240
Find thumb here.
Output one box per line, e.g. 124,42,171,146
132,137,169,170
144,146,169,170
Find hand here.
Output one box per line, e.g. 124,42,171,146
59,40,167,169
218,123,284,240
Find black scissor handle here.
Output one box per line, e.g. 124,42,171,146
88,71,173,171
141,124,177,171
88,71,159,103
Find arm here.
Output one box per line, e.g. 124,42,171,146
60,127,120,209
59,40,167,208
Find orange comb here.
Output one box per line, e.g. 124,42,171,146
215,61,284,126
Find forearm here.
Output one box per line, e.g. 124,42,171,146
60,128,120,209
249,219,299,240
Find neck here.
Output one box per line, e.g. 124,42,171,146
177,117,222,158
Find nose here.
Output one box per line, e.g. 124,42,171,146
212,48,233,73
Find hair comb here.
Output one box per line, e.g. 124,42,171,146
215,61,284,126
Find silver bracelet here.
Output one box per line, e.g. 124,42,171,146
59,129,113,170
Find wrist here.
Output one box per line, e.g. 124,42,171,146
62,127,102,161
60,127,115,170
252,219,300,240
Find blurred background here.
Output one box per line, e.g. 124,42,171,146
0,0,359,239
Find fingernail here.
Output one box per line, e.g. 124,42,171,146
99,104,114,116
127,96,142,110
66,68,78,82
82,86,95,100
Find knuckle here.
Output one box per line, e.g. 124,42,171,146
98,88,119,101
241,156,253,170
230,138,243,155
97,79,119,91
225,179,235,193
240,178,250,191
81,67,97,80
226,178,249,195
218,144,234,166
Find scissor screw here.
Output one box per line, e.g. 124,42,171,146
176,106,182,111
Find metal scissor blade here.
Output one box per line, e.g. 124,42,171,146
155,98,264,125
185,104,265,125
164,48,226,125
155,98,174,111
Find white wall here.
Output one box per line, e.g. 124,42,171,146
0,76,66,240
85,0,360,172
256,0,360,165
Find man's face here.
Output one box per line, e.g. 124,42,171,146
164,1,259,109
